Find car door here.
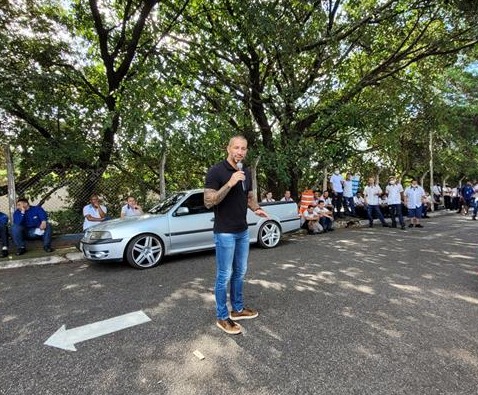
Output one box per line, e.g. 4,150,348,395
167,192,215,253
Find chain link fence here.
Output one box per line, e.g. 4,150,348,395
0,146,161,235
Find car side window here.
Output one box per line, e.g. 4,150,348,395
177,193,212,215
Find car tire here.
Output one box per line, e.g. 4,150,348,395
125,233,164,269
257,220,281,249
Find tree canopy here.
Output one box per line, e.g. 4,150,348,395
0,0,477,211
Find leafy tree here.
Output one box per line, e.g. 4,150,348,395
167,0,478,197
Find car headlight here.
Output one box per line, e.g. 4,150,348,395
88,231,112,241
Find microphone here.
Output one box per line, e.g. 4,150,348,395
237,161,246,191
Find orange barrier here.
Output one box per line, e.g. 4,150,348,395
299,189,314,214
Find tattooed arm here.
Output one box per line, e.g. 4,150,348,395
204,185,232,209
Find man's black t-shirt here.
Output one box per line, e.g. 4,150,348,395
205,159,252,233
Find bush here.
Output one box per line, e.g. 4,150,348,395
49,209,84,234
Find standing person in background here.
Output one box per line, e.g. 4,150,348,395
461,181,474,216
386,176,406,229
83,194,108,230
204,135,268,335
12,198,53,255
343,173,355,216
0,211,9,257
364,177,389,228
442,184,452,210
432,183,442,210
352,173,361,196
404,178,426,228
121,196,143,218
330,168,345,218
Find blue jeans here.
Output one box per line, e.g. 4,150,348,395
11,223,52,249
214,230,249,320
366,205,386,225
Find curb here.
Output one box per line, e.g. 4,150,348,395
0,251,84,270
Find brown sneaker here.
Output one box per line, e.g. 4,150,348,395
230,308,259,320
216,318,242,335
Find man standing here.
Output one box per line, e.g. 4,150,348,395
204,136,268,335
386,176,406,229
343,173,355,216
330,168,345,218
404,179,426,228
364,177,389,228
12,198,53,255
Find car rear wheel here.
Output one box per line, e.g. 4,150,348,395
257,220,281,248
125,233,164,269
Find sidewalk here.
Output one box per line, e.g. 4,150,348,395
0,234,85,270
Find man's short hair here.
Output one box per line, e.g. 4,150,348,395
17,198,29,204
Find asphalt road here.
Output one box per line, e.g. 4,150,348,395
1,212,478,395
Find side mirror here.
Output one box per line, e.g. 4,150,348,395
176,207,189,216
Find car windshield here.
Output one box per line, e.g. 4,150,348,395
148,193,186,214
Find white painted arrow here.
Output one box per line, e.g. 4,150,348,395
44,310,151,351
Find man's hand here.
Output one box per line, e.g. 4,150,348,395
254,208,269,219
227,170,245,188
39,221,47,230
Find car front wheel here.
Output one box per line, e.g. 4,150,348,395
125,233,164,269
257,220,281,248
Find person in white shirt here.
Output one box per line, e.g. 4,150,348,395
442,184,452,210
83,194,108,230
353,192,367,219
432,183,442,210
314,200,334,232
329,168,345,218
343,173,355,216
363,177,389,228
121,196,143,218
302,205,322,234
262,192,275,203
404,179,426,228
385,176,405,229
280,190,294,202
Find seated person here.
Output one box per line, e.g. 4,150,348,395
121,196,144,218
422,193,432,218
315,200,334,232
12,198,53,255
302,205,323,234
312,190,322,206
262,191,275,203
0,211,9,257
321,190,335,212
83,194,108,230
280,190,295,202
353,192,368,219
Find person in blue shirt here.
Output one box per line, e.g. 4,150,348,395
0,211,9,257
461,181,475,216
12,198,53,255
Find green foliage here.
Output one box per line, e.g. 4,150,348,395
0,0,477,209
48,208,84,234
